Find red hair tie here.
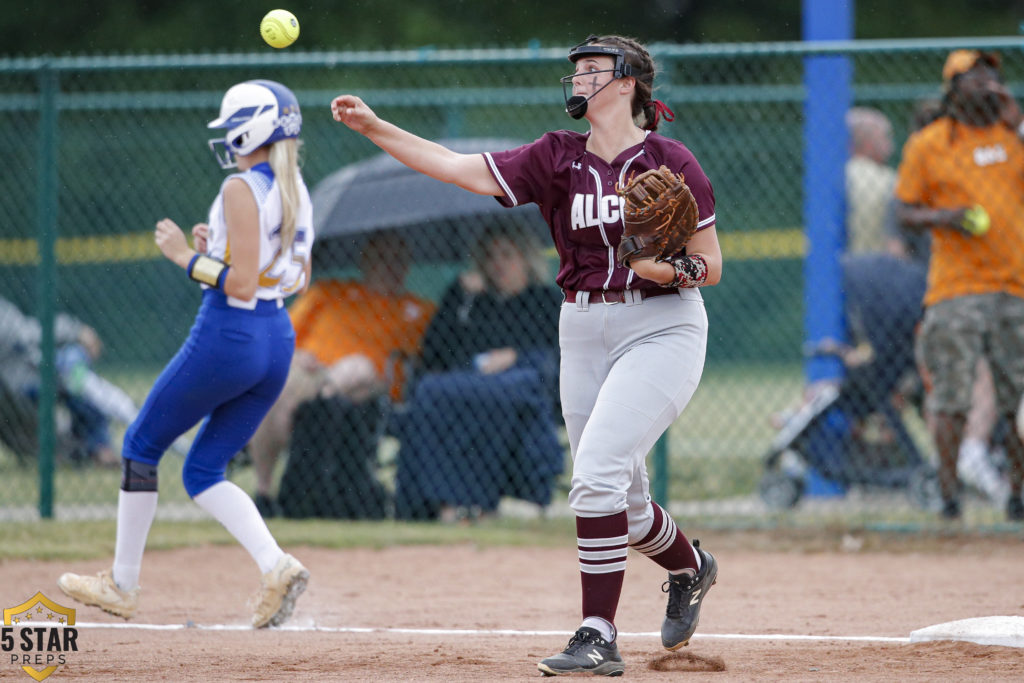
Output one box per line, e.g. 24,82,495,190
651,100,675,126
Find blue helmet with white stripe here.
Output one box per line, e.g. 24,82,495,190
207,79,302,169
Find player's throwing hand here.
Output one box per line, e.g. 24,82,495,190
331,95,378,134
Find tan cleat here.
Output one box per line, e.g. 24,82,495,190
57,568,139,619
250,554,309,628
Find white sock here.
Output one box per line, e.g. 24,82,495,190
112,489,158,591
958,437,1008,501
959,437,987,469
581,616,616,642
192,481,284,574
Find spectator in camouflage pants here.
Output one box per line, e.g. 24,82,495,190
894,49,1024,520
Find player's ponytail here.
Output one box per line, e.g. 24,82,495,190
269,138,302,253
592,35,661,130
641,100,675,131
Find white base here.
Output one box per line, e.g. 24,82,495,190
910,616,1024,648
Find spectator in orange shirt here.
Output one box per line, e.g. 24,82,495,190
247,232,435,515
894,49,1024,520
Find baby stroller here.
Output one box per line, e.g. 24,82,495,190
758,342,941,510
758,253,941,510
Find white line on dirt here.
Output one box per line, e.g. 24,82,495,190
74,622,911,643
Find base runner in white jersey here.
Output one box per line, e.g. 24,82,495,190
58,80,315,629
331,34,723,676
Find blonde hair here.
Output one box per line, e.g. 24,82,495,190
268,138,303,253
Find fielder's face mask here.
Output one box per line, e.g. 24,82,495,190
561,35,634,119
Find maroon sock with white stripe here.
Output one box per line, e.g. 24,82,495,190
576,512,628,627
630,503,699,574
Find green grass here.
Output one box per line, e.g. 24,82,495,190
666,362,805,501
0,450,209,507
0,516,578,561
1,361,807,510
5,509,1018,563
4,359,969,549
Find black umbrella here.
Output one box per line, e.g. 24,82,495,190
310,138,549,268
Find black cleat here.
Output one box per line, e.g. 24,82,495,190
940,498,962,520
254,493,280,519
538,627,624,677
661,540,718,651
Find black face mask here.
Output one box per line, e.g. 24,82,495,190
560,69,621,120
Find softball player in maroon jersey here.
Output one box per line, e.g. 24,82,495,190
332,34,721,677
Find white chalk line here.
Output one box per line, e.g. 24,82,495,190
75,622,910,643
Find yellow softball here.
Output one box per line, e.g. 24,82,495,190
260,9,300,49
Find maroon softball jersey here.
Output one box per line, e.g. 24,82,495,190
483,130,716,293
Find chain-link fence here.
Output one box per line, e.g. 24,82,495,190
1,37,1021,527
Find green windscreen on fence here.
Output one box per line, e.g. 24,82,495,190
0,37,1020,527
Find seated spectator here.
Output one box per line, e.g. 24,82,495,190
247,232,435,517
840,251,928,425
0,295,118,466
786,252,928,493
393,225,564,521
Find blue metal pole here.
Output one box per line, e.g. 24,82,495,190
802,0,852,383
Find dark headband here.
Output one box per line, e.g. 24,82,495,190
567,35,634,79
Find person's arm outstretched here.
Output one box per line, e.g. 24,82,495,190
331,94,502,197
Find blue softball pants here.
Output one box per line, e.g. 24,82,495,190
123,290,294,497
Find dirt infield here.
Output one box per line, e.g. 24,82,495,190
3,531,1024,681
